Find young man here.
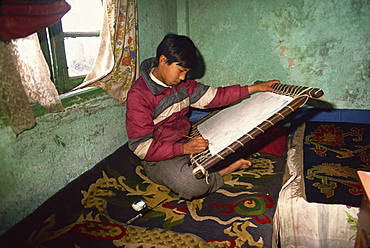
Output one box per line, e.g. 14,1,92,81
126,34,279,200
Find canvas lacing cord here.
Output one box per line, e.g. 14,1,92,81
273,83,312,105
294,87,312,105
191,156,210,184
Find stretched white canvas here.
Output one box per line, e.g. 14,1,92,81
198,92,293,155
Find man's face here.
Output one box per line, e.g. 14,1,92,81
160,61,190,86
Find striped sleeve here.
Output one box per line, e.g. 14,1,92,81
189,83,250,109
189,84,218,109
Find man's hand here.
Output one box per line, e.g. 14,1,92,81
248,80,280,94
183,137,209,154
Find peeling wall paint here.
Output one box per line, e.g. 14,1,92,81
138,0,369,109
137,0,178,61
0,95,127,234
187,0,369,109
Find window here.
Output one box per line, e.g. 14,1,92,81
38,0,104,94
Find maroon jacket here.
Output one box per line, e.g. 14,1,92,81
126,58,250,161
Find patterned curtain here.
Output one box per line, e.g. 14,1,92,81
74,0,139,103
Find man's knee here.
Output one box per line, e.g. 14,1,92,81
175,184,208,200
173,174,224,200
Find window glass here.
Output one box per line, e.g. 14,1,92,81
62,0,103,76
62,0,103,32
64,37,101,76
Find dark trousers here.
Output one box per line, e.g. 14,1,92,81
141,141,251,200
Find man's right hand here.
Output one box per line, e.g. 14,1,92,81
183,137,209,154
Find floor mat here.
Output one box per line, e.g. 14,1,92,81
0,143,286,248
303,121,370,207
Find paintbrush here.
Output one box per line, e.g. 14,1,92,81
182,134,195,139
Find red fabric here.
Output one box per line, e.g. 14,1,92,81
0,0,71,41
126,74,250,162
251,124,288,157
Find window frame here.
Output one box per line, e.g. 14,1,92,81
38,20,101,94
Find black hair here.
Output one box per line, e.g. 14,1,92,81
156,34,200,69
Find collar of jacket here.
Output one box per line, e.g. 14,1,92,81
140,57,168,95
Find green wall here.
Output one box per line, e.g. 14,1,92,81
0,89,128,234
0,0,368,236
138,0,369,109
137,0,178,61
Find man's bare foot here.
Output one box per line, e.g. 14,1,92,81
218,158,252,176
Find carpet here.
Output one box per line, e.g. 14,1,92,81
303,121,370,207
0,141,286,248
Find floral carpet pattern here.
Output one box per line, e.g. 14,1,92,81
0,143,286,248
303,121,370,207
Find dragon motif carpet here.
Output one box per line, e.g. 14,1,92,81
303,121,370,207
0,142,286,248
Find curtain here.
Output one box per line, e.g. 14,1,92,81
0,0,138,134
13,35,64,113
74,0,139,103
0,34,64,135
0,40,35,134
0,0,69,134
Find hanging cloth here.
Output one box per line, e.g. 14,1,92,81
0,0,71,41
74,0,139,103
0,0,68,134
